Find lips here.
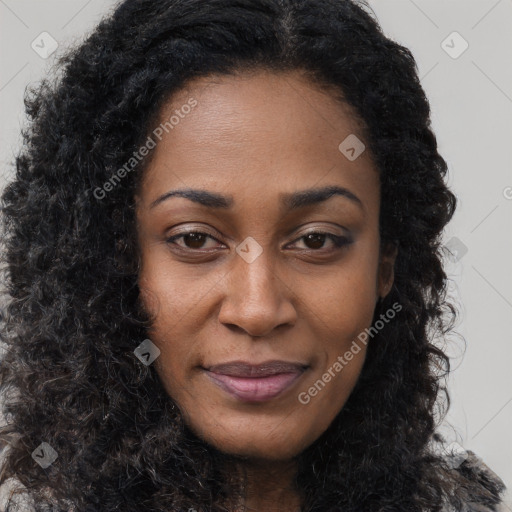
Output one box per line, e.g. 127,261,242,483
203,360,308,402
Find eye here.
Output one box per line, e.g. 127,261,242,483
166,231,222,251
288,231,352,251
166,229,352,253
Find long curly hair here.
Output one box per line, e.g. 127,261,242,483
0,0,504,511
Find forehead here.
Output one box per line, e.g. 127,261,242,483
138,69,379,217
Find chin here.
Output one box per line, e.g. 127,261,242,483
217,439,302,461
189,420,310,461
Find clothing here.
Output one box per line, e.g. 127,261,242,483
0,445,508,511
439,450,509,512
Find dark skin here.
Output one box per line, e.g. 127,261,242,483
135,69,397,511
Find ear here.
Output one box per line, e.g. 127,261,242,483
377,241,398,300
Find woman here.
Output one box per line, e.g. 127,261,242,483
0,0,507,510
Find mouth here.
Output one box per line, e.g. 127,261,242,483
202,360,309,403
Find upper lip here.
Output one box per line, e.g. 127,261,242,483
206,360,309,377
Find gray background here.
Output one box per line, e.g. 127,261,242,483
1,0,511,505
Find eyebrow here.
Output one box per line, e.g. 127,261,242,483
149,185,364,212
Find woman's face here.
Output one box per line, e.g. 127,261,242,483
135,69,396,461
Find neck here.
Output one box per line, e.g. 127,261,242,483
232,457,302,512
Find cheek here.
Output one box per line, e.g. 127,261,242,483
306,247,379,399
138,270,187,390
138,264,220,402
139,247,224,315
313,255,379,340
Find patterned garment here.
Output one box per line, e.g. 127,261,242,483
0,445,509,511
439,450,509,512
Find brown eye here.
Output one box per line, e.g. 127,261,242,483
303,233,327,250
182,232,208,249
166,231,221,250
291,232,352,251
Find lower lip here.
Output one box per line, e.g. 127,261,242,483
204,369,305,402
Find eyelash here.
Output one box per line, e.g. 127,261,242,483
165,230,352,253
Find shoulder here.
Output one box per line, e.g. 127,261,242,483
0,443,35,511
0,442,509,511
439,448,509,512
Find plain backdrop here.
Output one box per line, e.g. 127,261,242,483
1,0,511,505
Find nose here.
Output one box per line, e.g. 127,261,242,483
218,247,297,338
